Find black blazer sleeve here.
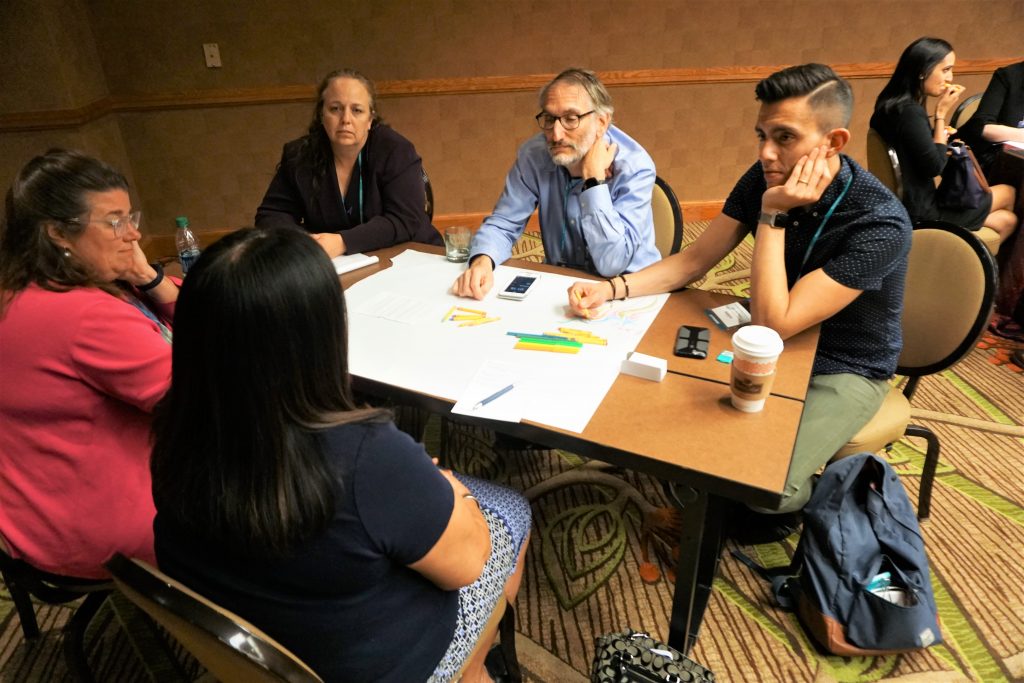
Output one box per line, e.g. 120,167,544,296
255,140,311,232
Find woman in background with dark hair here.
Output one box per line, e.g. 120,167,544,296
871,37,1017,244
256,68,442,257
151,227,529,683
0,149,176,578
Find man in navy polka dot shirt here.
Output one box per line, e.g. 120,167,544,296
568,64,912,541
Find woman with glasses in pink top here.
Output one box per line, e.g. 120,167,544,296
0,149,178,578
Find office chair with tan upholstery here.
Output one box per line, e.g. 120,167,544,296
652,176,684,258
0,534,111,682
949,93,983,130
866,128,1001,254
833,222,998,521
866,128,904,200
106,554,324,683
106,554,521,683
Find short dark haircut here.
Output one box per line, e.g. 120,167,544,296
151,226,388,556
874,37,954,113
755,63,854,131
0,148,129,312
302,68,383,196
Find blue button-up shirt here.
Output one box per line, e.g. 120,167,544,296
469,125,661,276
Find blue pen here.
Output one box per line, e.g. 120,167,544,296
473,383,514,411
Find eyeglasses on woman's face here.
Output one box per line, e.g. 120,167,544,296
67,210,142,238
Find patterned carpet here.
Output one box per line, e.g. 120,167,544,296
2,224,1022,682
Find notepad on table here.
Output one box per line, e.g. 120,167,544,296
332,253,380,275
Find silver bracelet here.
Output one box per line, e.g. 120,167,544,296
463,493,479,504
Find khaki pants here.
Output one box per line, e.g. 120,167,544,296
758,372,890,514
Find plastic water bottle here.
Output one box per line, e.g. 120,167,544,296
175,216,201,274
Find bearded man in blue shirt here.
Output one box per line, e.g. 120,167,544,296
452,67,661,299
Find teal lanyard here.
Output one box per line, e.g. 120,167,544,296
124,290,172,344
797,173,853,277
560,175,583,265
340,151,364,225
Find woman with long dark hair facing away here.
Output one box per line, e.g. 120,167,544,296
151,226,529,682
871,37,1017,244
256,68,443,256
0,149,177,578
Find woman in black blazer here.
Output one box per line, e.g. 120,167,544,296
870,38,1016,243
256,69,442,256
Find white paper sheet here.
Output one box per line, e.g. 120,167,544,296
345,249,668,433
451,361,524,422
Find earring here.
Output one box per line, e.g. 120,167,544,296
63,248,71,257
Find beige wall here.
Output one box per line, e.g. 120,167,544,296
1,0,1022,236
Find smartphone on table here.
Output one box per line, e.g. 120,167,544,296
674,325,710,359
498,274,540,301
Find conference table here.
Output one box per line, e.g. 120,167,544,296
341,243,819,655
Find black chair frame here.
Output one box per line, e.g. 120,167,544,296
0,547,111,682
894,221,998,519
949,93,983,130
654,175,684,256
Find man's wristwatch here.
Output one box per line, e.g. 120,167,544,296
758,210,791,229
582,177,604,191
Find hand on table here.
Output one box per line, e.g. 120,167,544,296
567,280,612,319
312,232,345,258
761,145,833,216
451,256,494,300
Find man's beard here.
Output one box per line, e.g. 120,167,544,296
549,138,593,168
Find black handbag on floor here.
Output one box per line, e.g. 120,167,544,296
591,629,714,682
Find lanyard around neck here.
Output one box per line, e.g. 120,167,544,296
339,150,363,225
561,173,584,266
797,172,853,277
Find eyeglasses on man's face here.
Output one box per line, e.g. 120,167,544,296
535,110,596,131
68,211,142,238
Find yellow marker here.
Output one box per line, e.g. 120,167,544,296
545,331,607,346
452,314,485,321
457,306,487,315
559,327,605,341
515,341,580,354
441,306,456,323
459,316,501,327
571,290,591,318
559,326,598,337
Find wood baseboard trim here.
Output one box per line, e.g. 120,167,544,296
2,59,1015,133
144,201,724,260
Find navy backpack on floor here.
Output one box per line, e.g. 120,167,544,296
736,453,942,656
